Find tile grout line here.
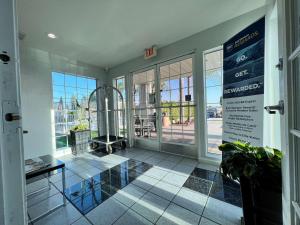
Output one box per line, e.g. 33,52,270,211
198,169,218,225
30,150,221,225
112,156,181,224
133,163,216,225
64,155,155,225
127,157,198,225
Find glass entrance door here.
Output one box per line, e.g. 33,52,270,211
159,57,195,145
130,56,196,154
158,56,196,156
132,68,159,150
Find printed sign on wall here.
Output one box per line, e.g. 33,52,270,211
222,17,265,146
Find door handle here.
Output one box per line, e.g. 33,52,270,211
264,100,284,115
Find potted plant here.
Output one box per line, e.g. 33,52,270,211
219,142,283,225
70,123,90,155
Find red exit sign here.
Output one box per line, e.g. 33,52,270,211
144,46,157,60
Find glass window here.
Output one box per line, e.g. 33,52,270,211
133,69,157,140
160,57,195,145
113,77,127,137
52,72,97,150
204,48,223,155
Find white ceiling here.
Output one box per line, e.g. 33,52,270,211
18,0,266,68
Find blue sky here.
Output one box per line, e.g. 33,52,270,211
52,72,96,101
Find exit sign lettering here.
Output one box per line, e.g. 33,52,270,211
144,46,157,60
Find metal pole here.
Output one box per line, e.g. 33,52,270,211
62,167,66,205
122,97,125,139
105,96,110,143
47,172,51,190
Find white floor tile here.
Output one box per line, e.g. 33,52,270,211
71,217,92,225
28,193,65,220
131,192,170,223
68,166,88,175
131,175,160,191
156,203,201,225
93,162,116,171
81,163,97,171
172,164,195,176
162,172,188,187
149,181,180,201
26,149,240,225
172,188,207,215
143,167,169,180
27,184,59,208
203,197,242,225
113,184,147,207
134,153,153,161
102,154,128,164
33,203,81,225
143,156,163,165
50,170,75,183
76,167,101,179
165,155,183,164
156,160,178,171
86,198,128,225
199,217,219,225
114,209,153,225
179,158,198,167
54,175,83,191
27,178,49,194
196,163,218,172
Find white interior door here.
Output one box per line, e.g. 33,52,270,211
0,0,27,224
278,0,299,224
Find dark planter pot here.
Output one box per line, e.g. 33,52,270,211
70,130,90,155
240,174,282,225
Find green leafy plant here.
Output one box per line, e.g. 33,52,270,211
219,141,282,186
71,123,88,131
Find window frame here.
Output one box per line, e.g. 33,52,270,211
158,55,196,146
203,46,223,159
51,71,97,151
112,76,127,138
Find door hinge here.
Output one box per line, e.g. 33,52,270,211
275,58,283,71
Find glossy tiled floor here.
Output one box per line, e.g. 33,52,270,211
26,148,242,225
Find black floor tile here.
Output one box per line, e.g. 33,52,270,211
190,167,216,181
99,183,119,196
64,158,152,215
65,178,111,214
213,173,240,190
210,182,242,207
89,150,107,158
73,188,110,214
132,162,153,173
126,159,144,169
183,176,213,195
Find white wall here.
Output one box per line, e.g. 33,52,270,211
20,46,108,159
109,7,268,160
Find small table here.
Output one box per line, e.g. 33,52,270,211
26,155,66,223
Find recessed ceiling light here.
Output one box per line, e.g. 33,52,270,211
47,33,57,39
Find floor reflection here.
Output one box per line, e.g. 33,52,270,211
64,159,153,214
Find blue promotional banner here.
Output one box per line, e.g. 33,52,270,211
222,17,265,146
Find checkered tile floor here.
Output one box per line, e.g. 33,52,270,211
26,148,242,225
